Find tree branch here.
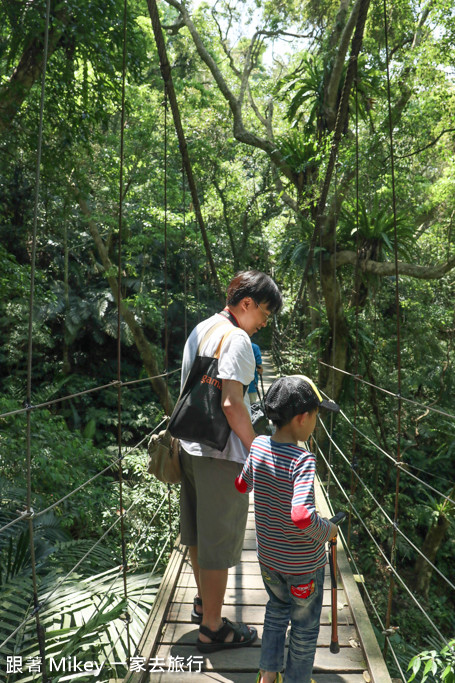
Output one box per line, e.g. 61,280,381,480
71,183,174,413
325,0,362,129
393,128,455,160
146,0,223,301
333,250,455,279
0,8,69,132
162,0,296,183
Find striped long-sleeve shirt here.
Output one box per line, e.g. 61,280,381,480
235,435,331,574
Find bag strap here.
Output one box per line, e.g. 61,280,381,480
197,320,236,356
213,327,236,359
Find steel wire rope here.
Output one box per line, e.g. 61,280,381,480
315,472,407,681
319,460,411,683
348,67,362,547
101,530,174,676
317,450,408,681
0,417,169,535
317,417,455,593
329,402,455,507
114,0,132,655
162,84,174,541
49,491,169,638
313,438,450,645
22,0,52,675
71,491,171,673
3,482,173,657
182,166,188,340
0,494,138,651
318,360,455,420
323,160,337,499
336,524,408,682
0,369,180,420
320,383,455,502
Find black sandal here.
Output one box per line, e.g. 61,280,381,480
191,595,203,624
196,617,258,653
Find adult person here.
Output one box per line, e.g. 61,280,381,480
179,270,282,653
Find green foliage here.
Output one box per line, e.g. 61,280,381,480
275,54,324,129
338,196,416,261
408,639,455,683
1,0,455,678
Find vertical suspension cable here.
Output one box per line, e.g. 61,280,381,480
382,0,403,656
348,67,361,547
163,86,169,380
162,85,173,539
182,165,188,340
117,0,132,661
25,0,52,678
326,165,339,499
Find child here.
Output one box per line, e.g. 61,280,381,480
235,375,340,683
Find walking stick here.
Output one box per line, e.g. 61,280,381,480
328,511,346,654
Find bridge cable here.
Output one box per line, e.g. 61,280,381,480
383,0,405,649
318,360,455,420
162,83,175,541
329,402,455,506
0,369,180,421
321,471,408,682
314,437,450,646
24,0,52,675
348,64,361,547
0,417,169,536
317,417,455,593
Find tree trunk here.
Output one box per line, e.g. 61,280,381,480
0,10,69,132
71,184,174,414
413,512,449,598
319,259,350,401
146,0,223,302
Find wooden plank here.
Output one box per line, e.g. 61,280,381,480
174,584,347,607
138,675,368,683
314,478,393,683
166,602,354,626
122,538,187,683
159,621,359,647
178,566,338,590
153,643,366,673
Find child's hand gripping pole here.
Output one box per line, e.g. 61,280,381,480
328,511,347,654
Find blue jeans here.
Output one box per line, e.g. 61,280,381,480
259,564,325,683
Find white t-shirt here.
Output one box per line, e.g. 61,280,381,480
179,313,255,464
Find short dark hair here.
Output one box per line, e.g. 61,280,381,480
271,406,318,430
226,270,282,314
265,375,339,427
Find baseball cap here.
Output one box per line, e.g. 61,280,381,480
265,375,340,424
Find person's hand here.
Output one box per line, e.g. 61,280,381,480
324,519,338,540
257,366,263,375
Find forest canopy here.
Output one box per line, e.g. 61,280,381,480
0,0,454,680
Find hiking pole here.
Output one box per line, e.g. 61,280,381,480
328,511,347,654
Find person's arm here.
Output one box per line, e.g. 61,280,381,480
222,379,256,451
291,454,334,542
235,452,254,493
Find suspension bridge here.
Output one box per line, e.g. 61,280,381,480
116,364,392,683
116,354,392,683
1,0,454,678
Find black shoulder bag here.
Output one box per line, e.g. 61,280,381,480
168,321,236,451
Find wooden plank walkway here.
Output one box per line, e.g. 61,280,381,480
122,353,392,683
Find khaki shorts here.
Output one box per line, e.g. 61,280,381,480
180,449,249,570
